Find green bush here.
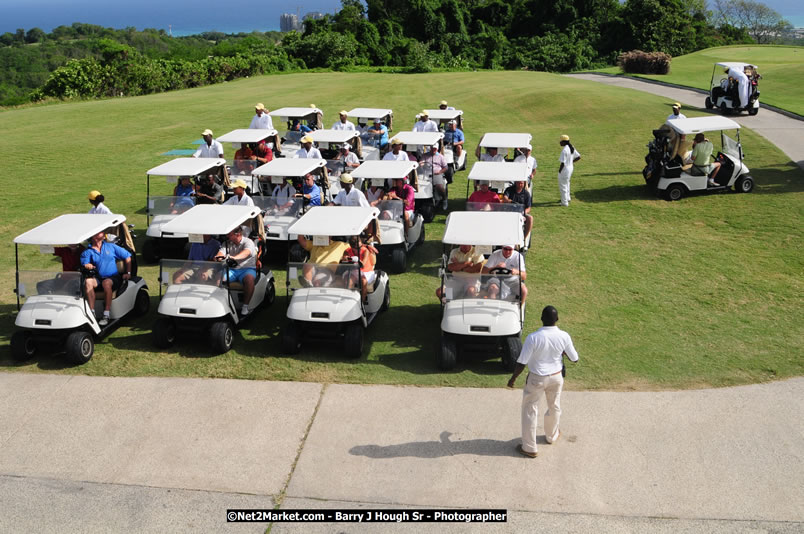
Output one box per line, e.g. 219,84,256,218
618,50,672,74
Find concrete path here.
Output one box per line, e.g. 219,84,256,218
566,73,804,170
1,372,802,532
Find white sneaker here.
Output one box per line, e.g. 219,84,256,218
240,304,249,316
99,314,109,326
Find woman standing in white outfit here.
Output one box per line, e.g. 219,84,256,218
558,135,581,207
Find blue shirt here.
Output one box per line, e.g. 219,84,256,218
188,238,221,261
303,183,322,206
444,128,464,146
80,241,131,278
369,124,388,147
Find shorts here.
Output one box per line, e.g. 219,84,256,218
405,209,414,220
486,276,520,300
363,270,377,285
93,274,123,292
691,164,714,176
432,173,446,186
227,268,257,284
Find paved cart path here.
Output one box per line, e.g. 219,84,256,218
565,73,804,170
1,372,802,533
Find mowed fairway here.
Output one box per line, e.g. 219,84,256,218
0,71,802,390
596,45,804,116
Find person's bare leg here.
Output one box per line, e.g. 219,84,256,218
243,275,255,305
85,278,97,311
302,264,314,282
520,284,528,303
102,278,113,312
523,215,533,238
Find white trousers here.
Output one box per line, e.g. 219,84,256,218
521,372,563,453
558,170,572,206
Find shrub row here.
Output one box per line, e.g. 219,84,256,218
617,50,672,74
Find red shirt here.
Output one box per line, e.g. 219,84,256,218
468,189,501,204
54,246,83,271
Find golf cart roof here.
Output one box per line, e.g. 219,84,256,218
217,129,278,143
252,158,327,177
351,160,418,180
467,161,530,182
347,108,393,121
716,62,757,69
443,211,524,247
15,214,127,245
479,133,532,149
423,109,463,120
289,206,379,237
666,116,740,135
392,131,444,146
307,129,361,143
269,107,323,118
147,157,226,176
161,205,261,235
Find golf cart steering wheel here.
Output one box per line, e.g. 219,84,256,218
488,267,512,275
225,257,238,269
79,265,96,277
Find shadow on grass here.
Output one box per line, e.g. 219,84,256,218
350,431,523,459
574,183,656,203
752,162,804,195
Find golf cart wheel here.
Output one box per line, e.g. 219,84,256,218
438,334,457,370
134,288,150,316
141,239,158,264
289,243,308,263
720,102,729,115
748,106,759,116
343,322,364,359
210,321,234,354
281,322,302,354
380,283,391,312
501,335,522,372
735,175,754,193
420,202,435,223
705,97,713,110
10,331,37,362
665,184,685,201
390,247,407,274
266,280,276,306
152,318,176,348
65,331,94,365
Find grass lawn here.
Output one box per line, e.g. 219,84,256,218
594,45,804,116
0,71,802,390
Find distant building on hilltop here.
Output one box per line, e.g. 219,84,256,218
280,13,301,32
303,12,325,21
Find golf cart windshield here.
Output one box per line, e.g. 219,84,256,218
466,201,525,213
230,158,259,176
722,132,741,159
159,259,225,288
148,196,196,216
17,270,82,299
376,199,404,222
441,272,522,303
286,261,361,292
285,130,305,144
253,196,303,218
362,132,381,148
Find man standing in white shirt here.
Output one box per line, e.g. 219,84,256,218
294,136,322,159
514,145,538,183
666,103,686,121
249,103,274,130
223,179,254,206
413,110,439,133
508,305,579,458
331,110,356,131
194,129,224,159
382,138,409,161
332,174,369,207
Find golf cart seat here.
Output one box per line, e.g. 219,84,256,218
366,269,386,294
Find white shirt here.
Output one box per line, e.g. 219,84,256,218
480,153,504,163
559,145,581,173
517,325,579,376
514,154,538,174
331,120,356,131
88,202,112,215
366,187,385,203
194,140,224,158
383,150,409,162
333,187,369,207
224,192,254,206
413,119,439,133
250,113,273,130
667,112,687,121
294,147,322,159
486,249,526,274
218,236,257,269
338,152,360,167
272,183,296,205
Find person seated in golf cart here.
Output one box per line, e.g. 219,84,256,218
386,177,416,233
333,143,360,174
342,235,378,304
296,234,350,287
233,143,257,174
81,230,133,326
514,145,537,183
382,138,409,162
366,118,389,150
685,133,722,187
427,143,449,210
333,173,370,207
296,173,323,207
443,120,464,159
224,179,254,206
214,226,257,316
435,244,485,300
172,234,222,285
480,147,504,163
332,111,356,131
413,110,439,133
254,140,274,165
170,176,196,214
365,180,387,207
271,177,297,211
502,180,533,238
196,173,223,205
469,180,501,207
482,245,528,303
295,136,322,159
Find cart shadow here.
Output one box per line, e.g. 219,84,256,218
574,184,656,203
751,162,804,195
350,431,536,459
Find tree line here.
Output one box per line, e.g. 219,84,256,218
0,0,795,106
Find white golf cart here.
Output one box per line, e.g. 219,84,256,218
466,161,532,251
269,106,324,156
391,130,445,222
475,133,533,162
423,108,467,173
643,116,753,201
347,108,394,161
250,158,328,258
351,160,425,273
438,211,526,371
144,157,226,263
153,205,275,354
281,206,390,358
217,128,282,186
704,62,760,116
304,129,363,191
11,214,149,364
